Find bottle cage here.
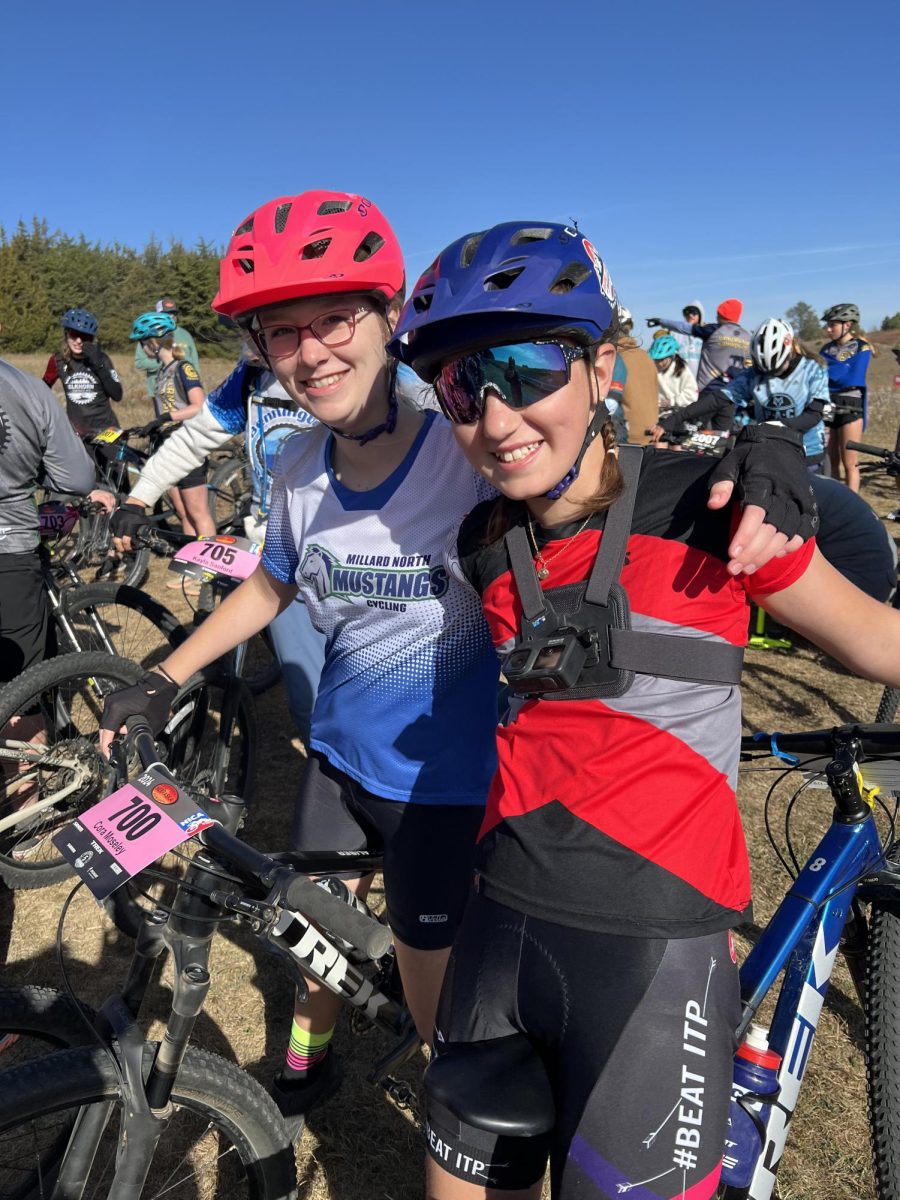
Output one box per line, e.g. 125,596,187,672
502,445,745,700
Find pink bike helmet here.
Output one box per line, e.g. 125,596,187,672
213,190,404,318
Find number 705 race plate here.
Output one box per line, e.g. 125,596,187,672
51,769,215,902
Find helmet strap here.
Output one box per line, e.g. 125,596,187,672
328,371,399,447
545,401,610,499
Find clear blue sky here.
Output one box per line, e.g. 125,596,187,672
2,0,897,332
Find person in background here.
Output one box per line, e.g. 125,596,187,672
133,298,200,397
42,308,123,465
128,312,215,578
648,301,704,377
607,307,658,443
649,333,699,409
820,302,873,492
649,298,750,390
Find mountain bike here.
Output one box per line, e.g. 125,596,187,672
717,723,900,1199
0,716,417,1200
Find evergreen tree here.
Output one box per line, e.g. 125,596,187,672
785,301,821,341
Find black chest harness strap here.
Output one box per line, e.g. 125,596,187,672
502,445,744,699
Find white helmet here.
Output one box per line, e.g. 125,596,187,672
617,305,633,329
752,317,794,374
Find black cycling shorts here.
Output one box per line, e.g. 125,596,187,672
826,410,863,429
292,751,484,950
427,893,740,1196
0,553,49,683
173,459,208,491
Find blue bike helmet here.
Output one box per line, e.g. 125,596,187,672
129,312,177,341
650,335,680,361
388,221,619,383
61,308,98,337
388,222,620,498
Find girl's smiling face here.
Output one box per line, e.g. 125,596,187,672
256,294,393,437
449,342,616,505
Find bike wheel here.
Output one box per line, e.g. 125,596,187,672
876,688,900,724
208,456,253,535
69,508,151,589
0,652,143,889
0,985,96,1070
59,582,187,670
867,901,900,1199
163,673,257,805
0,1043,297,1200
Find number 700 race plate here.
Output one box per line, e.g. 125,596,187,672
51,769,215,902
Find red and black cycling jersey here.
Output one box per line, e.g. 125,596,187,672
43,351,122,437
456,448,815,939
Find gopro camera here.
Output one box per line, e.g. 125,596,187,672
503,629,599,696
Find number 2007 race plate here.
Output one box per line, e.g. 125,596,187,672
51,770,215,903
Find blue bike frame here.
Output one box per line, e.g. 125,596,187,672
732,799,883,1200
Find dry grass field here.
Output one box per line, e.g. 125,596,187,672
1,345,900,1199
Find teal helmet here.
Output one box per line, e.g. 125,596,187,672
650,335,679,361
130,312,176,341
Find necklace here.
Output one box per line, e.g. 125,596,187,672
525,512,592,581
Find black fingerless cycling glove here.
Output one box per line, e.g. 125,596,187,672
708,424,819,541
100,672,179,737
109,504,150,542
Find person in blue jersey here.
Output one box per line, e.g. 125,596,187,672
820,302,873,492
109,345,326,741
655,318,830,470
101,191,819,1153
101,190,501,1141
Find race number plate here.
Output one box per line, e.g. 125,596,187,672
93,427,123,444
51,767,215,902
38,502,80,538
170,535,261,582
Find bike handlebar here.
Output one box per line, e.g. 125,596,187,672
741,723,900,759
122,717,392,959
847,441,900,464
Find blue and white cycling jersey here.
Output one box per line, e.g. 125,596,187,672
719,357,829,460
262,411,499,806
206,361,319,520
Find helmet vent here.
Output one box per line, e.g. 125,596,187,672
460,235,484,269
234,217,254,236
353,232,386,262
412,292,433,314
236,247,254,274
510,227,553,245
484,267,525,292
549,263,591,294
274,203,292,234
301,237,332,260
318,200,352,216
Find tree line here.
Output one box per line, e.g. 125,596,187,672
0,219,239,354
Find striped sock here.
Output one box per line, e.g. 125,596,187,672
282,1022,334,1082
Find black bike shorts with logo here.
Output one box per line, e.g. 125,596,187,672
427,892,740,1196
293,750,484,950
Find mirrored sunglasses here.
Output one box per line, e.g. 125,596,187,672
435,341,590,425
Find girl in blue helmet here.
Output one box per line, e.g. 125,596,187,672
649,332,698,409
128,312,216,554
42,308,123,450
389,222,900,1200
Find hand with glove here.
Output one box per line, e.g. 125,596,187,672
110,501,151,553
706,424,818,575
81,340,103,369
135,415,172,438
645,317,662,328
98,669,180,756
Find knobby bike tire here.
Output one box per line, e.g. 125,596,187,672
0,652,143,889
0,1043,298,1200
208,456,253,535
59,581,187,670
867,901,900,1199
0,984,96,1070
876,688,900,724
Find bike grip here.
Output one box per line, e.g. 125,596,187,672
282,873,392,959
847,441,890,457
125,715,161,770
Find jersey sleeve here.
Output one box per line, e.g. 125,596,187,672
743,535,816,599
260,466,300,584
42,355,59,387
205,362,250,435
177,361,204,395
717,367,754,408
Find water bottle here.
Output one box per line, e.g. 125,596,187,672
719,1022,782,1192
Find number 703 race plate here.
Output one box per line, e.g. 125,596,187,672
51,770,215,902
